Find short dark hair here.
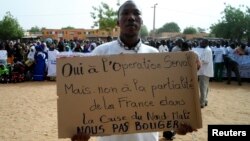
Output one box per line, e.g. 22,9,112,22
202,39,209,44
117,0,134,18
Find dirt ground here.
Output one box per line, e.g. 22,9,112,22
0,80,249,141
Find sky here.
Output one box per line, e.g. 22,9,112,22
0,0,250,32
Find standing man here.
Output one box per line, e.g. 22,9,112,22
212,41,225,82
171,38,184,52
195,39,214,108
71,1,196,140
158,40,169,52
74,1,159,141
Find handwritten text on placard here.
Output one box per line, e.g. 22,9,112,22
57,52,202,138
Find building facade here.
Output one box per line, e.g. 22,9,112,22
156,32,209,40
42,27,120,41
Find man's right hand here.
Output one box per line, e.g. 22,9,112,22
176,123,197,135
71,127,90,141
71,133,90,141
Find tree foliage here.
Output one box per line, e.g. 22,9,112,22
197,27,206,33
245,7,250,42
183,27,197,34
210,4,250,41
29,26,41,33
61,26,75,30
156,22,181,33
140,25,149,39
90,2,117,34
210,22,230,38
41,27,46,30
0,12,24,40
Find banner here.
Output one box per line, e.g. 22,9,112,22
57,51,202,138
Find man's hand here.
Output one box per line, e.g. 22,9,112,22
176,123,197,135
71,127,90,141
71,133,90,141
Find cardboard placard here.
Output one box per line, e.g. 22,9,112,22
57,51,202,138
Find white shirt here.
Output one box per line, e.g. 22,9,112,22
171,46,181,52
158,45,169,52
0,50,7,60
92,39,159,141
226,46,235,55
193,46,214,77
212,46,225,63
47,49,59,77
27,46,36,61
92,40,159,55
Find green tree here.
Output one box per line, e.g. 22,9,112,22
41,27,46,30
210,4,250,41
156,22,181,33
90,2,117,35
183,27,197,34
0,12,24,40
61,26,75,30
197,27,206,33
245,7,250,42
140,25,149,39
29,26,41,33
210,22,230,38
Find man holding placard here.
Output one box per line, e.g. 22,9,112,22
69,1,198,141
72,1,159,140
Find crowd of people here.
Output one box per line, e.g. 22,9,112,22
0,36,250,83
1,0,250,140
0,32,249,112
0,39,100,82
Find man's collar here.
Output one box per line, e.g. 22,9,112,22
117,37,141,52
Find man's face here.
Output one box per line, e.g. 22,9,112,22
200,40,208,47
117,2,143,37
